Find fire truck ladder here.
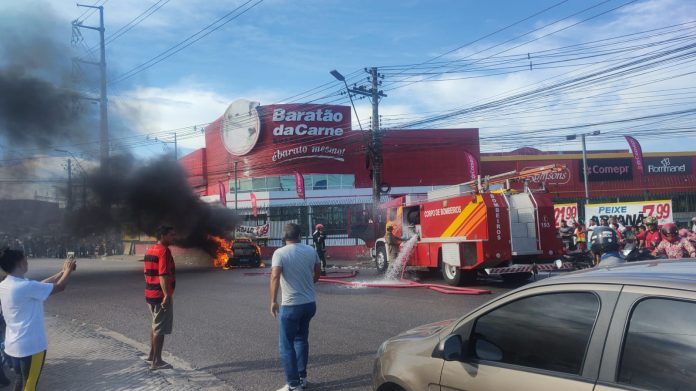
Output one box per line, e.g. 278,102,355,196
427,164,566,201
475,164,566,192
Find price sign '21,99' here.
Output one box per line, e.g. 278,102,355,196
554,203,578,228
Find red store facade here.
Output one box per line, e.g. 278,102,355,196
180,100,696,255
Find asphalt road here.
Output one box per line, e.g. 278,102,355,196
30,256,520,391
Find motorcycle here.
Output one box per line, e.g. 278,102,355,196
555,249,594,271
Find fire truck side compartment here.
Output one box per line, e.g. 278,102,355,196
504,193,542,256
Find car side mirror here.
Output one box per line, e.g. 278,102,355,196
439,334,464,361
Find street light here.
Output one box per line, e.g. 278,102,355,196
566,130,601,204
330,69,363,131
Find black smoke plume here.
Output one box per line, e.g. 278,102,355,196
68,155,238,254
0,5,95,149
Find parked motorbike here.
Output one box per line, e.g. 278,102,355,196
555,249,594,271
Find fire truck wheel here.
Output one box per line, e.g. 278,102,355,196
375,247,389,273
441,264,476,286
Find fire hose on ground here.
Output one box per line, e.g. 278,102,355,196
243,270,491,295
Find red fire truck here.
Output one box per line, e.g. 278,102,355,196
374,165,567,285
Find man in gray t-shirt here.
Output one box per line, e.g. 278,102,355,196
270,223,321,391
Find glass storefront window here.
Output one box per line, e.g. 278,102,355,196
280,176,295,191
328,174,342,189
252,177,266,191
238,178,252,192
342,174,355,188
232,174,355,193
266,176,281,191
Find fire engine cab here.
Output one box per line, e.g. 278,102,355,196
374,165,566,286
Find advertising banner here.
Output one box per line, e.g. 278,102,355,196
585,199,673,226
219,182,227,207
580,158,633,181
624,135,645,174
294,171,305,199
235,223,270,238
463,150,479,181
250,192,258,217
554,203,579,227
644,156,692,175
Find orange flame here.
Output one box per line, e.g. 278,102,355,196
209,235,231,269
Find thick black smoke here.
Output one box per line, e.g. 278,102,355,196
0,5,94,149
0,4,238,254
68,155,239,254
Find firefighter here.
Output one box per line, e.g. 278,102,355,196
384,224,405,263
312,224,327,276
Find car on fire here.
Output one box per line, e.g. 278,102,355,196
226,238,263,268
373,259,696,391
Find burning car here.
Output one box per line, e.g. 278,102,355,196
226,238,263,268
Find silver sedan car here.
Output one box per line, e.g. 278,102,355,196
373,260,696,391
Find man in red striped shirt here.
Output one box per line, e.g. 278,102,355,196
144,225,176,370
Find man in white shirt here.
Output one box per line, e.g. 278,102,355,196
270,223,321,391
0,248,76,391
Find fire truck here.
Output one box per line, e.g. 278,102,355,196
374,165,567,286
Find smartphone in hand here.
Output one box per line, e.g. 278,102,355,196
67,252,77,270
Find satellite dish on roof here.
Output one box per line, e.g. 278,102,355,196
221,99,261,156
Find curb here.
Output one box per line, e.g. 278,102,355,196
45,315,231,390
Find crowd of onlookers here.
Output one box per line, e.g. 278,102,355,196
0,233,124,258
558,216,696,260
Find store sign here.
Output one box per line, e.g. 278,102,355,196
580,158,632,181
644,157,692,175
266,104,351,163
585,199,673,226
526,166,571,185
554,203,578,227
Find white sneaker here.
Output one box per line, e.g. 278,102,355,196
276,385,298,391
300,377,308,389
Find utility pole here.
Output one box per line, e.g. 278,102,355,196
581,134,589,204
66,159,73,211
73,4,109,168
234,161,238,212
329,67,386,208
174,132,178,160
368,67,384,209
567,130,600,205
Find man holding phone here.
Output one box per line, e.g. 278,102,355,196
0,248,76,391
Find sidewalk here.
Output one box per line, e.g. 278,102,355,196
36,315,230,391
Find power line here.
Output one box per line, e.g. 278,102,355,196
109,0,265,86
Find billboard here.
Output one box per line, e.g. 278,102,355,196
580,158,633,181
644,156,692,175
585,200,673,226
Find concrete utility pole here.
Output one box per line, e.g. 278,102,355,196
174,132,178,160
234,161,239,212
329,67,386,208
73,4,109,168
567,130,601,205
66,159,73,211
55,149,88,208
